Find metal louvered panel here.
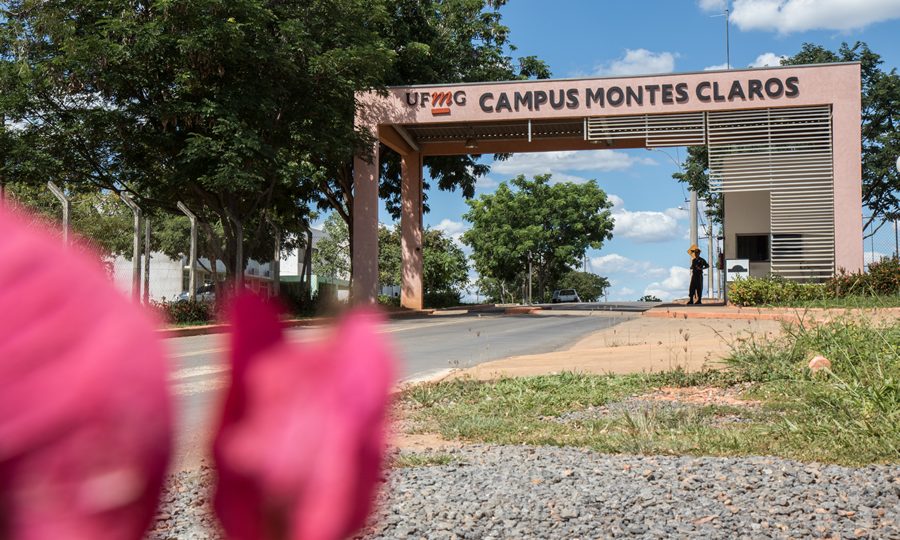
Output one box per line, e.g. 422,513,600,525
586,112,706,147
708,106,835,280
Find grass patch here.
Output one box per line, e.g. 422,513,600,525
400,318,899,466
772,295,900,309
392,453,458,468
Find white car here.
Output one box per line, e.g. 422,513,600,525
551,289,581,303
175,283,216,303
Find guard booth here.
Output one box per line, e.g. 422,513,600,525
353,63,863,309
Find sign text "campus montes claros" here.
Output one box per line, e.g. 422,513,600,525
405,76,800,116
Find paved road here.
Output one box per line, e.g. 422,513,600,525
166,312,628,468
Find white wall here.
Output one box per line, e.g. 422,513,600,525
112,252,185,302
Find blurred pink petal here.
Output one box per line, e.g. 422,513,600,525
213,293,285,539
0,207,172,539
215,297,395,540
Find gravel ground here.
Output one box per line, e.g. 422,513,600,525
148,445,899,539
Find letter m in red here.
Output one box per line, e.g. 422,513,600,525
431,91,453,115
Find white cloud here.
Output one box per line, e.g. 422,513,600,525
730,0,900,33
590,253,668,278
607,194,625,210
476,176,499,191
704,63,730,71
699,0,727,11
644,266,691,301
612,208,683,243
491,150,654,184
664,206,690,221
594,49,678,76
749,52,785,67
433,218,468,246
616,287,637,298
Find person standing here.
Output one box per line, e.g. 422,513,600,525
687,245,708,305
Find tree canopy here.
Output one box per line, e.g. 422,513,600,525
4,1,392,274
378,225,468,298
555,271,610,302
0,0,549,289
463,174,615,302
312,213,351,281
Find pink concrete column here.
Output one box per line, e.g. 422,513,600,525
400,152,424,310
832,68,864,273
352,138,380,304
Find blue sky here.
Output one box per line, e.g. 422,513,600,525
412,1,900,301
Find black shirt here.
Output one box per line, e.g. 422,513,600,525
691,256,709,276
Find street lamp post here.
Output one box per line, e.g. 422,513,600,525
177,201,198,301
120,194,143,303
46,181,70,246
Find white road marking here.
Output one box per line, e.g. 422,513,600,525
173,378,229,397
170,365,229,380
169,317,486,359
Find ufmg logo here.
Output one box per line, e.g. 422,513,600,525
405,90,467,116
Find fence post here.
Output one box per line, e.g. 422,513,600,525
46,181,71,245
225,210,243,290
177,202,198,301
120,194,142,302
143,217,151,304
894,219,898,259
265,215,281,297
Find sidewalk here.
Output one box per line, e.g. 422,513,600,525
644,303,900,322
450,312,782,380
449,304,899,381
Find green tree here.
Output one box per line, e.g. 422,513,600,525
673,41,900,228
316,0,550,251
378,224,469,303
312,213,350,280
1,0,391,279
555,271,610,302
463,174,615,302
671,146,722,225
639,294,661,302
4,183,133,258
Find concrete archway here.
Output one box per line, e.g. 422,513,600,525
354,63,862,308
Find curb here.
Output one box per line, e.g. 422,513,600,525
643,310,798,322
395,368,456,390
504,306,543,315
159,309,435,338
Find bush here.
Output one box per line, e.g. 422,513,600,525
377,294,400,307
827,257,900,297
153,299,215,325
728,276,827,306
424,290,462,309
279,282,321,317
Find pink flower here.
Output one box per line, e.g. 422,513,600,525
808,355,832,372
0,207,172,539
214,294,395,540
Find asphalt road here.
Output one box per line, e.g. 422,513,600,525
166,312,628,468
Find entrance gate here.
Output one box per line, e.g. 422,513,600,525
353,63,862,308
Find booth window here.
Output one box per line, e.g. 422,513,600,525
736,234,770,262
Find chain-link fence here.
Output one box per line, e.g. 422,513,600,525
863,216,900,268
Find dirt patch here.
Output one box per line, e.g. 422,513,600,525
390,431,463,452
638,384,761,408
556,384,761,426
